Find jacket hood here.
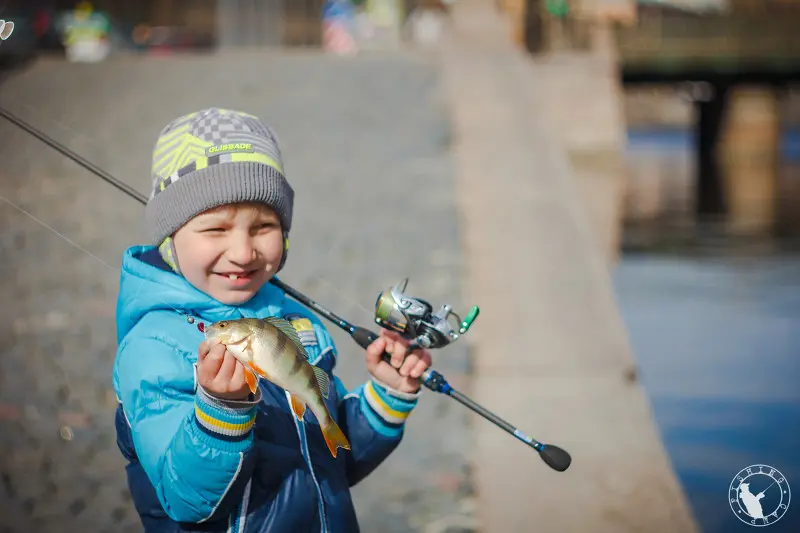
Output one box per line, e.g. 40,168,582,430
115,245,288,343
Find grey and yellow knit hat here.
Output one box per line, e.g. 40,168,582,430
145,108,294,274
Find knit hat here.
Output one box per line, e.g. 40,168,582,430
145,108,294,274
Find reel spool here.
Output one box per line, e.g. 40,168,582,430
374,278,479,351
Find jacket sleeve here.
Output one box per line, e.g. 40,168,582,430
116,334,260,523
335,375,422,486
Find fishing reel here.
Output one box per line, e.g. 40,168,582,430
374,278,479,351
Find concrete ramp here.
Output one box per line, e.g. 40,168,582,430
438,2,700,531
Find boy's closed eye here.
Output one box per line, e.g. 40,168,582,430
198,222,276,234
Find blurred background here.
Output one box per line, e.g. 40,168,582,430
0,0,798,532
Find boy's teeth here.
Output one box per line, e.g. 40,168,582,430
229,274,239,280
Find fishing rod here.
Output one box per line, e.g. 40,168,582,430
1,106,572,473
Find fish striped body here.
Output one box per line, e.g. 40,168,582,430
205,317,350,458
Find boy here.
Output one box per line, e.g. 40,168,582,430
112,108,433,533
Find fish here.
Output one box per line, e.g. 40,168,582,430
204,317,351,458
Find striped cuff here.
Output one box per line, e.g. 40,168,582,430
359,379,421,438
193,385,259,451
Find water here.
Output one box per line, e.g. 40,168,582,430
626,128,800,161
618,124,800,531
613,252,800,533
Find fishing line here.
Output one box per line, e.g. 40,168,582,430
0,101,210,323
0,194,114,271
0,191,194,322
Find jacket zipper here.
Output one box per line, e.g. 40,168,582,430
287,391,329,533
227,478,252,533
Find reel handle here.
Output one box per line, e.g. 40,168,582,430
459,305,480,334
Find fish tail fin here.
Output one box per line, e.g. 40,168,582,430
321,420,351,458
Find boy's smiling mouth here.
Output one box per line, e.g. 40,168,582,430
213,270,259,283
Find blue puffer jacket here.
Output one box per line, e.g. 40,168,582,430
112,246,421,533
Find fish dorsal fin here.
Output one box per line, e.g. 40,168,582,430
262,316,308,358
312,367,331,399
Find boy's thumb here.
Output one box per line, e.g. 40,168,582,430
365,337,382,356
198,341,209,361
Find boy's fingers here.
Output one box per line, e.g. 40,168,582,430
198,341,210,361
199,344,225,377
208,341,223,356
211,344,229,366
380,329,403,343
399,353,419,377
378,329,413,369
390,342,406,369
410,351,432,378
231,359,246,387
365,337,386,367
216,352,237,384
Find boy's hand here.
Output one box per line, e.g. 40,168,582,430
365,330,432,394
197,341,251,401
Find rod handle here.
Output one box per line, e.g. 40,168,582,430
350,326,394,364
540,444,572,472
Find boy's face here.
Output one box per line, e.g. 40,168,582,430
172,202,285,305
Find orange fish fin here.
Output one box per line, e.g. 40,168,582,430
321,421,351,458
289,394,306,421
247,361,269,379
244,368,259,394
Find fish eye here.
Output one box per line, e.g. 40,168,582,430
218,321,227,328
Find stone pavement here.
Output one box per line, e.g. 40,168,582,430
437,2,699,532
0,51,474,533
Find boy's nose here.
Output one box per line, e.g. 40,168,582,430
227,236,257,265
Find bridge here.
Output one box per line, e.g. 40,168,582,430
616,2,800,232
618,2,800,83
500,0,799,233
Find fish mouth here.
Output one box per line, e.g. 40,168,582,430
206,330,250,346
